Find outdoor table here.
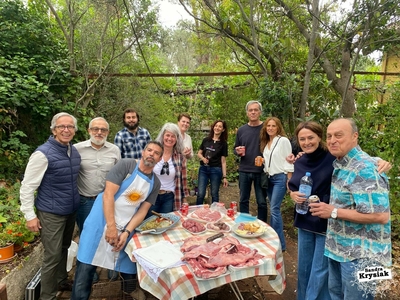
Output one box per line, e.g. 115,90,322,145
125,211,286,300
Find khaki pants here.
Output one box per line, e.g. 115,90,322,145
37,210,76,300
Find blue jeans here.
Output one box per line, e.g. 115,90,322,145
196,165,222,205
148,193,174,218
328,258,374,300
76,195,96,235
266,173,287,251
238,171,267,222
72,260,137,300
297,228,330,300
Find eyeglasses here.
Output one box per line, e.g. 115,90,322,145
55,125,75,131
160,162,169,175
90,127,109,133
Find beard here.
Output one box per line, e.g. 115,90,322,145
124,121,139,131
143,157,156,167
90,135,107,146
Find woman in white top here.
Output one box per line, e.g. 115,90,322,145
148,123,189,216
259,117,293,251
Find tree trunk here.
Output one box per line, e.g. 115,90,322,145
300,0,319,119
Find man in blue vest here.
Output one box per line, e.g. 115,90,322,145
20,112,81,300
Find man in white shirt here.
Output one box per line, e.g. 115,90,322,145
20,112,81,299
177,113,193,159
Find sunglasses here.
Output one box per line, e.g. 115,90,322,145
160,162,169,175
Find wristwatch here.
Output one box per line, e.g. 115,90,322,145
330,208,338,219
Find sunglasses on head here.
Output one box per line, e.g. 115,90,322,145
160,162,169,175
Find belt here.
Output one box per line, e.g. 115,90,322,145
80,195,97,200
158,190,173,195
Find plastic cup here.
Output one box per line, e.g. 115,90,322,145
255,156,263,166
238,146,246,156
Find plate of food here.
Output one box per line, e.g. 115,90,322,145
206,221,231,233
136,213,180,234
232,221,265,238
187,207,223,223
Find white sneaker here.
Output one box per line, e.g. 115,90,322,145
131,287,146,300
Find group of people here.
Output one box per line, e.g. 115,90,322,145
235,100,391,300
19,101,392,300
18,109,230,300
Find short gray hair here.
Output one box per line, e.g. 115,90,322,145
245,100,262,112
156,123,184,154
50,112,78,131
347,118,358,134
89,117,109,129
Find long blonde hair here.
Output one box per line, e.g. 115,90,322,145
259,117,287,152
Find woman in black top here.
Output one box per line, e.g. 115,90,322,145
196,120,228,204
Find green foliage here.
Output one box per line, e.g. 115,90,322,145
0,131,30,180
0,0,80,179
355,82,400,238
0,182,37,247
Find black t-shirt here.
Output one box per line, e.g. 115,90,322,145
199,138,228,167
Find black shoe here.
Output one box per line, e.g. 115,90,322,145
58,279,73,291
92,271,100,284
108,269,118,281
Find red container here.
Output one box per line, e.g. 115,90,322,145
230,201,237,214
227,208,234,218
180,203,189,216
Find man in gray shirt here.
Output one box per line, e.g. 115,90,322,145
74,117,120,283
74,117,121,234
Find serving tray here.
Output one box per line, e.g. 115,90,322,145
136,213,180,234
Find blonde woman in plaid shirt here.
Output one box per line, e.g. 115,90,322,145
147,122,189,215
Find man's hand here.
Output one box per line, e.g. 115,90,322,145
26,218,41,232
286,152,305,164
377,160,392,174
309,202,334,219
105,224,119,246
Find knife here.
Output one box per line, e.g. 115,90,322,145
151,210,174,223
206,232,224,242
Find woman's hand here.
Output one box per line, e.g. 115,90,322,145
112,231,129,252
222,178,228,188
290,191,307,204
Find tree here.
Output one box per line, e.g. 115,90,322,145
177,0,400,117
44,0,162,113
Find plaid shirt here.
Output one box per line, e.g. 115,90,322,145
172,151,189,211
114,127,151,159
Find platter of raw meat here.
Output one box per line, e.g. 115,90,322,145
182,219,207,235
187,207,223,223
206,221,231,233
232,221,266,238
180,235,264,279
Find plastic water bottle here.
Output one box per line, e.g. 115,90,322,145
296,172,313,214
